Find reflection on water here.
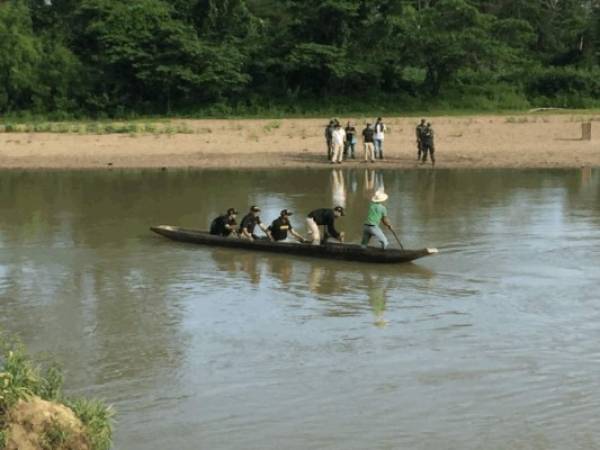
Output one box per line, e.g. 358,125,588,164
1,168,600,450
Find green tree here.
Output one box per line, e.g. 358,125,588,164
0,0,41,112
72,0,250,113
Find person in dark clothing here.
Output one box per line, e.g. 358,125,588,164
421,122,435,166
306,206,345,244
268,209,305,242
239,205,271,241
416,119,427,161
362,123,375,163
209,207,238,237
325,119,336,160
344,121,357,159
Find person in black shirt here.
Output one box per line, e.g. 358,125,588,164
344,121,357,159
209,207,238,237
306,206,345,244
268,209,305,242
362,123,375,163
239,205,271,241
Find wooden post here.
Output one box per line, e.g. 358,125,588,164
581,122,592,140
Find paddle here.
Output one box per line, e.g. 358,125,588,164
389,228,404,250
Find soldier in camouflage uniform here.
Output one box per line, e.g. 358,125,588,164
416,119,427,160
421,122,435,166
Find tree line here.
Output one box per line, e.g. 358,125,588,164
1,0,599,117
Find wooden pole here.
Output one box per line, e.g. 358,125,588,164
581,122,592,140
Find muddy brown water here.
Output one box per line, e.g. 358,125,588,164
1,168,599,450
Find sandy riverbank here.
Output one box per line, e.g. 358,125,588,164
0,114,599,169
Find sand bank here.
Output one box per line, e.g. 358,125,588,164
0,114,598,169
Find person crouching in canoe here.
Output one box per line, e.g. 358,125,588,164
209,208,239,237
239,205,271,241
306,206,345,245
362,189,393,249
267,209,306,243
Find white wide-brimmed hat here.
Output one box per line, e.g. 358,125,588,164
371,188,388,203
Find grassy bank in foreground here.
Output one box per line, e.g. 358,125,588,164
0,337,113,450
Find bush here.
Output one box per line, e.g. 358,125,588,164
525,67,600,107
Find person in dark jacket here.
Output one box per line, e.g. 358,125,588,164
239,205,271,241
306,206,345,244
268,209,305,242
209,208,238,237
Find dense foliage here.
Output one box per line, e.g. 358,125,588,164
1,0,599,116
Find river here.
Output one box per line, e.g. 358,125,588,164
1,168,599,449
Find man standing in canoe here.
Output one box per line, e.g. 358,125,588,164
268,209,306,243
306,206,345,245
361,189,393,249
239,205,271,241
209,208,238,237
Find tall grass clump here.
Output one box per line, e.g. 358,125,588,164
0,336,114,450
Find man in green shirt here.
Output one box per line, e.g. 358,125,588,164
361,189,393,249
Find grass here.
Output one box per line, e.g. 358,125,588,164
0,120,198,135
41,420,72,450
263,120,281,132
0,336,113,450
2,108,600,136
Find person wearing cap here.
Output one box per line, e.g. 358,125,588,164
416,119,427,161
268,209,306,243
374,117,386,159
361,189,392,249
306,206,345,245
362,122,375,163
209,208,238,237
330,121,346,164
239,205,271,241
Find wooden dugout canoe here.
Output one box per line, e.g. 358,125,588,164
150,225,438,264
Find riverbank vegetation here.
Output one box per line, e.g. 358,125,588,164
1,0,599,119
0,337,113,450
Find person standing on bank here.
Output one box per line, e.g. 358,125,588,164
239,205,271,241
324,119,335,160
421,122,435,166
344,121,357,159
374,117,386,159
209,208,239,237
306,206,345,245
330,121,346,164
361,189,393,249
416,118,427,161
268,209,306,242
362,122,375,163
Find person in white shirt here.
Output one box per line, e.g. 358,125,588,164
330,122,346,164
374,117,386,159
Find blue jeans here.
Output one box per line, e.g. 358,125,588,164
374,139,384,159
361,224,388,249
344,141,356,158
